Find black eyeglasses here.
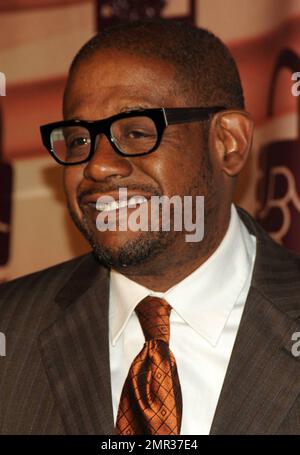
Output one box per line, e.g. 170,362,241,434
40,106,225,165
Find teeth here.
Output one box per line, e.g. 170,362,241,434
127,196,147,208
95,196,147,212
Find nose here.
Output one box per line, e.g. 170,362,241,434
83,134,132,182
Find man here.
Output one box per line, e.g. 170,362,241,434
1,20,300,435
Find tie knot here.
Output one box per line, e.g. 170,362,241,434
135,296,172,343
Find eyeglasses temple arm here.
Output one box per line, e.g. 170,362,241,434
164,107,226,125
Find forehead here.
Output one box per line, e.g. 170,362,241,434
63,49,183,119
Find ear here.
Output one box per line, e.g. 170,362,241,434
211,110,254,177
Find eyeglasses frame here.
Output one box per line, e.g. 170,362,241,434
40,106,226,165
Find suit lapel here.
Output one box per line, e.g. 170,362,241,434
38,254,116,435
210,287,300,434
211,208,300,434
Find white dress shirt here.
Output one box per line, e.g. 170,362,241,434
109,205,256,435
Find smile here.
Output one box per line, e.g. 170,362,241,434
90,195,148,213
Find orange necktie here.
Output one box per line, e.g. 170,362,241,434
116,296,183,435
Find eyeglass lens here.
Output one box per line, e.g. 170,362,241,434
50,116,158,163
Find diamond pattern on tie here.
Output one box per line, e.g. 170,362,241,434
116,296,182,435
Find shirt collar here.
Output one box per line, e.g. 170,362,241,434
109,205,256,347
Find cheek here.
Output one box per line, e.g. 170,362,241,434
160,149,206,195
63,167,83,208
147,157,196,197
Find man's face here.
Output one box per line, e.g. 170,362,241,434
63,49,220,270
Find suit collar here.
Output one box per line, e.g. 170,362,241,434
54,253,105,309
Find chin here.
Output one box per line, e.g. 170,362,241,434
91,230,174,268
71,210,173,268
95,233,150,266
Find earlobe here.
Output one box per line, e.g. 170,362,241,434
213,110,254,177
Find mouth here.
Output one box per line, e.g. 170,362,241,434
80,193,150,220
94,195,148,213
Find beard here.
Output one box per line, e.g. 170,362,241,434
68,203,177,269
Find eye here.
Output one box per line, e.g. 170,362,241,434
66,135,91,150
111,117,157,150
126,129,155,139
67,136,90,148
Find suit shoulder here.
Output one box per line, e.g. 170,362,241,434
238,205,300,266
0,252,92,294
0,253,93,325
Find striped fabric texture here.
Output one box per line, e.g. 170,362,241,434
1,208,300,434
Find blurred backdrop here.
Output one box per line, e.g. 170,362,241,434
0,0,300,281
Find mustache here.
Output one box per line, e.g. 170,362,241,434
77,183,162,204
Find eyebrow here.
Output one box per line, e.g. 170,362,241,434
66,104,159,122
118,104,157,113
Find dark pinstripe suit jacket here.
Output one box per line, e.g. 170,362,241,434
1,208,300,435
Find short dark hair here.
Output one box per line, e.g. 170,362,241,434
68,19,244,109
